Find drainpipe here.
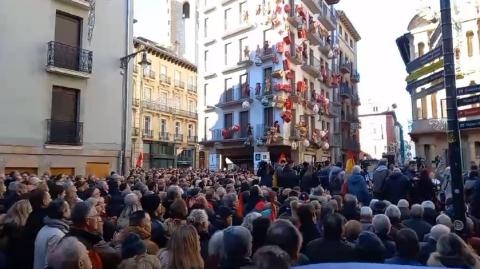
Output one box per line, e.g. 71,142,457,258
120,0,132,175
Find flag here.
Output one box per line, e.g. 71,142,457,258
136,152,144,168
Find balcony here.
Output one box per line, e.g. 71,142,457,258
132,127,140,137
209,128,243,141
187,135,198,143
143,69,156,80
318,36,331,54
301,56,321,77
351,70,360,83
159,74,171,85
287,50,304,65
174,80,185,89
340,62,352,74
339,83,352,98
325,102,341,118
132,98,140,107
307,27,323,46
46,41,92,78
302,0,322,14
319,3,336,31
187,84,197,93
174,133,184,142
171,108,198,119
351,93,361,106
143,130,154,140
46,119,83,146
217,85,252,108
409,118,447,135
260,46,275,62
159,132,170,141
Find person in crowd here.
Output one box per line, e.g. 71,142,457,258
257,161,274,188
46,236,93,269
118,233,161,269
118,193,141,229
347,166,370,206
421,200,438,226
341,194,360,221
187,209,211,262
159,224,204,269
402,204,432,241
140,194,168,248
34,198,70,269
164,198,188,235
251,216,271,254
241,212,261,232
214,206,233,231
300,163,317,193
207,230,224,269
344,220,362,244
64,182,79,209
411,169,437,204
253,245,291,269
372,214,396,258
428,233,480,268
435,213,453,229
219,225,253,269
359,206,373,231
385,205,406,241
397,199,410,220
419,224,450,265
305,213,356,263
4,182,28,210
372,159,390,200
277,161,299,189
296,203,320,252
354,231,386,263
121,210,159,255
386,228,422,266
265,219,309,266
383,168,411,204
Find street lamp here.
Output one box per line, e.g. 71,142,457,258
119,48,151,175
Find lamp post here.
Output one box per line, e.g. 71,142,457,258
119,49,150,175
440,0,466,234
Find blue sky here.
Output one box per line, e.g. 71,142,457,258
134,0,426,136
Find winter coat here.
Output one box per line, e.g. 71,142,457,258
305,238,356,263
277,167,299,189
21,208,48,269
65,227,105,269
411,178,436,204
300,171,318,193
382,171,412,205
347,172,370,205
402,217,432,241
299,222,321,252
372,165,389,195
33,217,70,269
427,252,480,268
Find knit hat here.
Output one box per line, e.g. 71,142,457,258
140,194,161,214
122,233,147,259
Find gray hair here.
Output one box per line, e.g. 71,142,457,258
71,201,95,226
360,206,373,219
187,209,209,225
430,224,450,241
385,204,401,219
344,194,357,204
47,236,90,269
352,165,362,174
241,212,262,232
208,230,224,258
398,199,409,208
85,197,98,208
421,200,435,210
410,204,424,218
222,193,238,209
436,213,452,228
369,199,379,209
372,214,391,235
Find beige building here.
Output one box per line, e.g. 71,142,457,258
131,38,198,168
399,2,480,168
0,0,132,177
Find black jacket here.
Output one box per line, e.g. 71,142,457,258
299,222,321,252
20,208,48,269
305,238,356,263
402,217,432,241
383,172,412,204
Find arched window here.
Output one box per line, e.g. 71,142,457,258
182,2,190,19
467,31,474,57
417,42,425,57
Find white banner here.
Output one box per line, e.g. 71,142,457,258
209,153,220,171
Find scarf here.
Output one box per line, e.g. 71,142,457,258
123,225,151,240
43,216,70,234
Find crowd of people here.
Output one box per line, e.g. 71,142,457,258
0,158,480,269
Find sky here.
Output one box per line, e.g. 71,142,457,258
134,0,432,139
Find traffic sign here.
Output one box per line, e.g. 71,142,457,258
413,81,444,99
406,45,443,73
457,94,480,107
406,70,444,92
459,119,480,130
458,107,480,117
457,84,480,96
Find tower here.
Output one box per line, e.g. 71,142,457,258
171,0,198,64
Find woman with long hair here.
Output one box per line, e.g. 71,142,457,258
411,169,436,204
158,224,204,269
428,233,480,268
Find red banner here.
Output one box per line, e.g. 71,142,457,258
458,107,480,117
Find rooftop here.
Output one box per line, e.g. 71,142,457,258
337,10,361,41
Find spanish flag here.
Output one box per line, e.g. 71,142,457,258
345,151,355,174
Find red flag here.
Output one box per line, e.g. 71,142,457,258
136,152,144,168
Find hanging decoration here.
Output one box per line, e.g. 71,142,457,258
291,141,298,150
284,98,293,110
303,139,310,147
242,100,251,109
297,81,306,93
322,142,330,150
255,83,262,96
87,0,96,44
296,120,308,138
266,125,280,144
281,110,292,123
312,103,320,114
312,129,321,144
261,96,270,106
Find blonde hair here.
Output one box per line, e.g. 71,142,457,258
3,199,32,227
118,254,161,269
167,224,203,269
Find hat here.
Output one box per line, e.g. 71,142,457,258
373,201,387,214
140,194,161,214
216,206,232,219
121,233,147,259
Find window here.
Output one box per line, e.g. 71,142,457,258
421,96,427,119
239,37,248,61
188,124,194,137
144,116,151,133
467,31,474,57
239,111,249,137
203,83,208,105
225,42,232,66
204,50,209,73
431,93,438,118
182,2,190,18
418,42,425,57
175,122,181,134
224,8,231,30
174,96,181,109
49,86,80,145
174,70,181,87
475,142,480,159
239,2,247,24
264,107,274,126
143,87,152,101
54,11,82,70
188,100,195,112
204,18,209,38
263,28,274,45
224,113,233,129
338,25,343,36
160,92,168,105
188,76,194,91
160,119,167,134
224,78,233,102
240,73,248,97
441,98,447,118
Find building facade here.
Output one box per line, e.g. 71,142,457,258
0,0,132,177
197,0,360,170
398,2,480,168
132,38,198,169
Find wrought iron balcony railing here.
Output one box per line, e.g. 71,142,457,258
159,74,171,84
46,119,83,145
47,41,92,73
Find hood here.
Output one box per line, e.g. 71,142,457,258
349,173,364,185
375,165,388,172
